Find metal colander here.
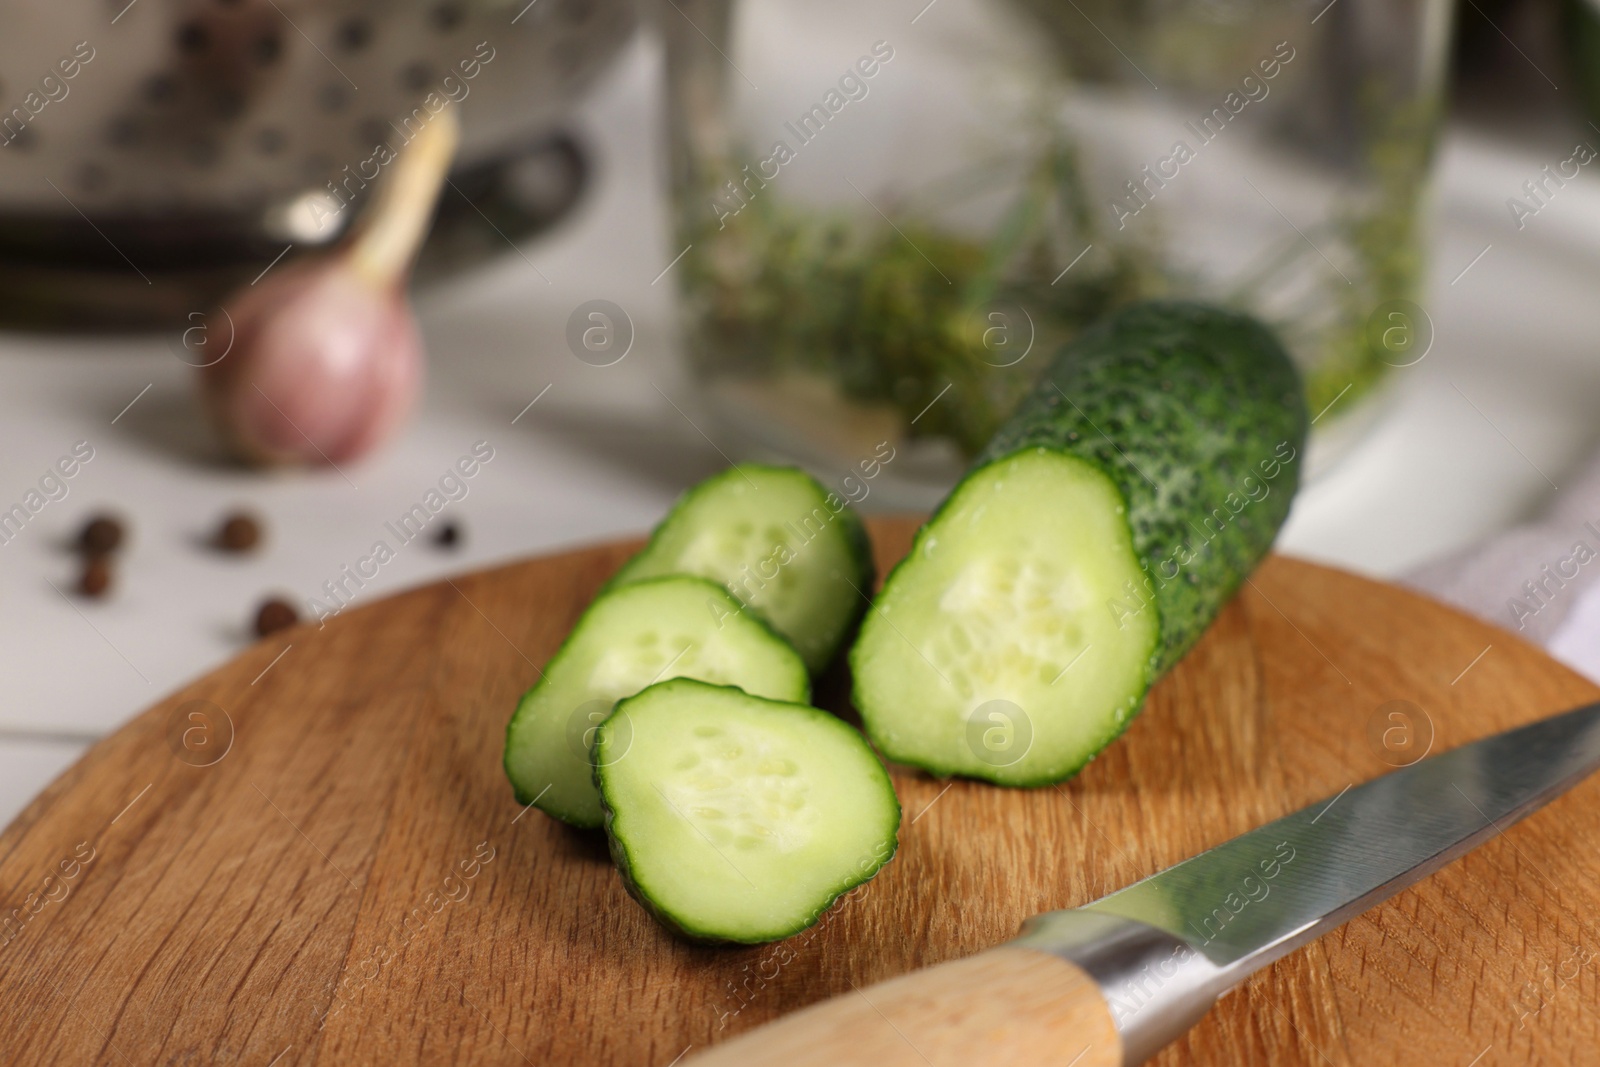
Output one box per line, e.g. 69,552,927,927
0,0,636,326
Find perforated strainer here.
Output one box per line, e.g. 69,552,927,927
0,0,635,325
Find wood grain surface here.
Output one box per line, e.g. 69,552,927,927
1,517,1598,1066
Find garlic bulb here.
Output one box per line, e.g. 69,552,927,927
201,107,460,466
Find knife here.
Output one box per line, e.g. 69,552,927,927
685,699,1600,1066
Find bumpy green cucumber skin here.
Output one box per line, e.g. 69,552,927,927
595,679,900,945
606,464,876,673
978,301,1308,676
850,302,1306,785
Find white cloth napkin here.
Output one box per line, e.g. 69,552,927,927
1405,447,1600,683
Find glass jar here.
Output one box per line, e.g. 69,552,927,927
662,0,1453,505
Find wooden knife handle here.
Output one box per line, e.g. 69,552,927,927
685,945,1122,1067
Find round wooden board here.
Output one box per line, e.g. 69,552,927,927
2,517,1599,1066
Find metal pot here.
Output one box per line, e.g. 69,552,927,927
0,0,636,327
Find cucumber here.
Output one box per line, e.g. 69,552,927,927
851,302,1307,785
503,576,809,828
608,465,873,673
595,678,900,943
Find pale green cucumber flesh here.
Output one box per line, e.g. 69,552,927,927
980,302,1306,675
596,678,900,944
503,576,809,828
851,449,1159,785
609,465,872,673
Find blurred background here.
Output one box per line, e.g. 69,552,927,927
0,0,1595,822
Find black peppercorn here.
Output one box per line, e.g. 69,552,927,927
216,511,263,553
254,597,298,636
79,556,113,598
78,514,124,556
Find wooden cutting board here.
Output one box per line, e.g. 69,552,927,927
2,517,1599,1066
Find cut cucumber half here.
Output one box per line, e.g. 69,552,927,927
503,576,809,828
853,302,1307,786
596,678,900,944
608,465,873,674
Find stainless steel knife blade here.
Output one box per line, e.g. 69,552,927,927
1094,696,1600,978
1015,698,1600,1064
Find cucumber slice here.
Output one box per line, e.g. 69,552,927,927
608,465,873,674
596,678,900,944
852,302,1307,786
503,576,809,828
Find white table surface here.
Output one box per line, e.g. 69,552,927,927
1,36,1597,828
